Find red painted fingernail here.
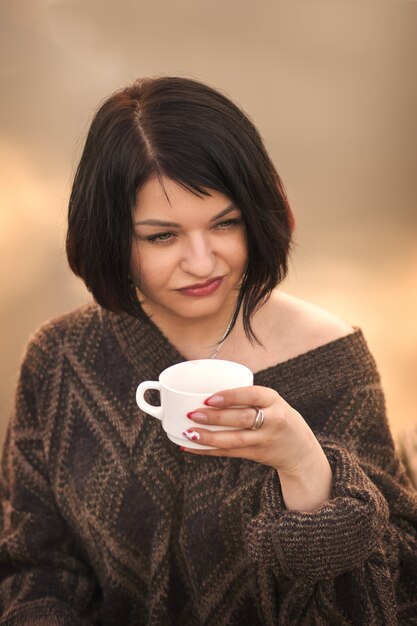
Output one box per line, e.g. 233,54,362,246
204,395,224,407
182,429,201,441
187,411,207,421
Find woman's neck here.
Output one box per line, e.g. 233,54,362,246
140,298,239,360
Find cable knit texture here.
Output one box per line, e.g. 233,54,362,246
0,303,416,625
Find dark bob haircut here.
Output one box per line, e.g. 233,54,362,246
66,76,295,342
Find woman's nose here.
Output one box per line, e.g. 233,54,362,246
180,234,216,277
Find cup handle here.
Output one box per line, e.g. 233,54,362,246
136,381,163,421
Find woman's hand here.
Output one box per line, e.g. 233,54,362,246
182,385,333,512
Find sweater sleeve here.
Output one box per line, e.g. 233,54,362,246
0,335,98,625
245,384,417,624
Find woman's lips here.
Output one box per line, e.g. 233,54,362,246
178,277,223,297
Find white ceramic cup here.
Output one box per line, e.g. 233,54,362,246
136,359,253,450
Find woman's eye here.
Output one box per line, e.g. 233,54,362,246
147,232,175,244
214,218,241,230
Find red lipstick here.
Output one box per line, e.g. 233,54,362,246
178,277,223,297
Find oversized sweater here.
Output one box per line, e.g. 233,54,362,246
0,304,417,626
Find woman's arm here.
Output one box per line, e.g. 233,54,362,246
184,384,417,624
0,339,99,626
275,442,333,512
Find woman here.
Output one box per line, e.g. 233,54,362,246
0,76,416,625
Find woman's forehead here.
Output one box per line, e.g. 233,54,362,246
133,176,234,220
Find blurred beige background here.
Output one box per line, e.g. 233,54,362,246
1,0,416,448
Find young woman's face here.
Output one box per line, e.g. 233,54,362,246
131,176,247,324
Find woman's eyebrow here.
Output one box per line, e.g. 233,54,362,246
134,218,181,227
210,204,238,222
134,203,238,227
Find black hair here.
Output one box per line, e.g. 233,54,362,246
66,76,295,341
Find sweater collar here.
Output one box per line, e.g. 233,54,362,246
106,308,185,381
105,308,373,397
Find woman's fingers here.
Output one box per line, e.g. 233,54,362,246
181,426,262,452
188,386,288,431
188,406,259,429
181,385,303,467
180,384,323,476
204,385,278,410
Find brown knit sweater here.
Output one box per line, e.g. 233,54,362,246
1,304,416,626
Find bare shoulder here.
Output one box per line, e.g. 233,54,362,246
278,291,353,338
262,291,355,360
